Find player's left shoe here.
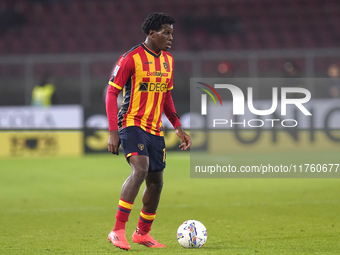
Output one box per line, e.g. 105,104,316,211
132,230,166,248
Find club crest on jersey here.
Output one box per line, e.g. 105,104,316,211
138,143,144,150
163,62,168,71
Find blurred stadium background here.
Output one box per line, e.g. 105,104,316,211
1,1,340,254
0,0,340,155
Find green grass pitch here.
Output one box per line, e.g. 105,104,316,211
1,152,340,254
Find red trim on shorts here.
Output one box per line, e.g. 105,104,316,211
126,152,138,158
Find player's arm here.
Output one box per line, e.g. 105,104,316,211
106,56,134,155
163,91,191,150
106,85,121,155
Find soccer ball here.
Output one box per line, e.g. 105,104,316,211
177,220,207,248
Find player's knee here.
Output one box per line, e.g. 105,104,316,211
130,156,149,182
149,180,163,193
132,167,148,182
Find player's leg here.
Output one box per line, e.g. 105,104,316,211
132,171,166,248
132,133,166,248
108,155,149,250
120,155,149,202
140,170,164,231
108,127,149,250
114,155,149,230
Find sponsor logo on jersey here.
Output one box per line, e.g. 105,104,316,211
138,82,168,92
146,71,168,77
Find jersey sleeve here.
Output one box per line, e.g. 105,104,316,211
105,85,120,131
163,91,181,129
167,71,174,91
108,55,134,90
167,55,174,91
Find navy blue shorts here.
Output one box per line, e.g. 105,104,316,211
119,126,166,172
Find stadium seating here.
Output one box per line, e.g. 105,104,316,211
0,0,339,56
0,0,339,78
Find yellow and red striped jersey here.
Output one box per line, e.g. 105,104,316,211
108,43,174,136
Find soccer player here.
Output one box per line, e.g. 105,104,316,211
106,13,191,250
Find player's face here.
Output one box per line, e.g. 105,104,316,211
153,24,173,52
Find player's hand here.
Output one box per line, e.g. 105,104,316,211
107,130,120,155
175,126,191,150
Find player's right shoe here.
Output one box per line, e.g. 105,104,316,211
108,229,131,251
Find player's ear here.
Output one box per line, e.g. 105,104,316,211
149,30,155,38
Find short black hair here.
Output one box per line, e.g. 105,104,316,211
141,12,175,35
